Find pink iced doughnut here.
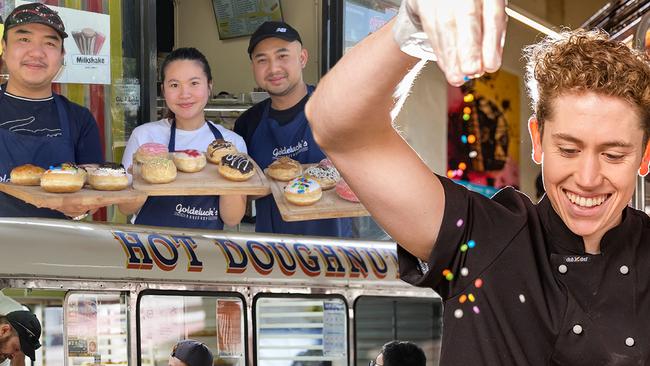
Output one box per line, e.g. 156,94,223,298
335,179,360,203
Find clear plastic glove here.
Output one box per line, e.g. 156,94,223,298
394,0,507,86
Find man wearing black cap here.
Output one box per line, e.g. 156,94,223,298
234,21,352,238
0,2,103,219
168,339,213,366
0,311,41,366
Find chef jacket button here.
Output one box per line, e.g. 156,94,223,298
620,265,629,275
558,264,568,274
625,337,635,347
572,324,583,335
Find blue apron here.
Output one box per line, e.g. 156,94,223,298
0,87,75,218
134,121,225,230
249,86,352,237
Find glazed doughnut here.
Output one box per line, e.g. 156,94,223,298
218,154,255,181
173,149,207,173
10,164,45,186
134,142,169,163
40,163,85,193
284,176,322,206
267,156,302,181
141,158,177,184
88,163,129,191
335,179,360,203
207,139,238,164
304,162,340,190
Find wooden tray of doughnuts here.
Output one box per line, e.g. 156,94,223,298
0,183,145,208
132,154,270,196
265,164,370,222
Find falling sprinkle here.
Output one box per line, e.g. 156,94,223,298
454,309,464,319
474,278,483,288
473,306,480,314
456,219,464,227
460,267,469,277
460,244,468,252
468,294,476,302
519,294,526,303
459,295,467,304
446,273,454,281
467,240,476,249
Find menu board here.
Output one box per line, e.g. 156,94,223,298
212,0,283,39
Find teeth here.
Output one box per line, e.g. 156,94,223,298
565,191,607,208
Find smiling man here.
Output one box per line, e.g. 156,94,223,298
234,21,352,237
0,2,103,219
306,0,650,364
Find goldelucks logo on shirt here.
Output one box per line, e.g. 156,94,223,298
273,140,309,159
174,204,219,221
0,174,8,183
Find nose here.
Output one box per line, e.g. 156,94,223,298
574,153,603,189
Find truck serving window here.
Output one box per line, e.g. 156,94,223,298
354,296,442,365
138,292,245,366
64,292,129,366
254,296,348,366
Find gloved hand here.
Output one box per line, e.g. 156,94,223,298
393,0,507,86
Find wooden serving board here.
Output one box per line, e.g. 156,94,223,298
0,183,145,208
265,164,370,222
132,156,270,196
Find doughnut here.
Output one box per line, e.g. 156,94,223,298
10,164,45,186
173,149,207,173
141,158,177,184
207,139,238,164
88,163,129,191
267,156,302,181
134,142,169,164
284,176,322,206
304,162,340,190
335,179,360,203
218,154,255,181
40,163,86,193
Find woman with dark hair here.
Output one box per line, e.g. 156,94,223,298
119,47,247,229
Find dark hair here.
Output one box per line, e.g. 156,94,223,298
160,47,213,120
381,340,426,366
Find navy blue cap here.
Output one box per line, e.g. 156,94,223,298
5,3,68,39
248,21,302,57
171,340,213,366
6,311,41,361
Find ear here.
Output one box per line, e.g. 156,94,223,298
0,324,11,337
638,140,650,177
528,117,543,165
299,47,308,68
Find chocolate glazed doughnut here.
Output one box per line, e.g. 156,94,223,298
218,154,255,181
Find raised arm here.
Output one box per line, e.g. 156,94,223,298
306,1,506,260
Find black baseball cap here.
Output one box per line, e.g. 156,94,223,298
171,340,213,366
6,311,42,361
5,3,68,39
248,21,302,57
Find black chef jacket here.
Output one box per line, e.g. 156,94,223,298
399,176,650,365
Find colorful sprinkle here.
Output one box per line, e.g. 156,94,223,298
467,240,476,249
454,309,464,319
445,273,454,281
460,267,469,277
472,306,480,314
474,278,483,288
469,151,478,158
459,295,467,304
460,244,468,252
519,294,526,303
468,294,476,303
456,219,464,227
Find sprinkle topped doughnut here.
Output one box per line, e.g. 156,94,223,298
47,163,82,174
135,142,169,163
92,163,126,176
304,164,340,190
285,176,321,194
221,154,253,174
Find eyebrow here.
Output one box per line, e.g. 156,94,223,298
253,47,291,60
165,77,202,83
13,28,61,42
551,133,634,149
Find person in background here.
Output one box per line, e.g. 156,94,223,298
0,2,104,220
234,21,352,238
168,340,213,366
120,47,247,229
0,310,41,366
306,0,650,364
370,340,426,366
